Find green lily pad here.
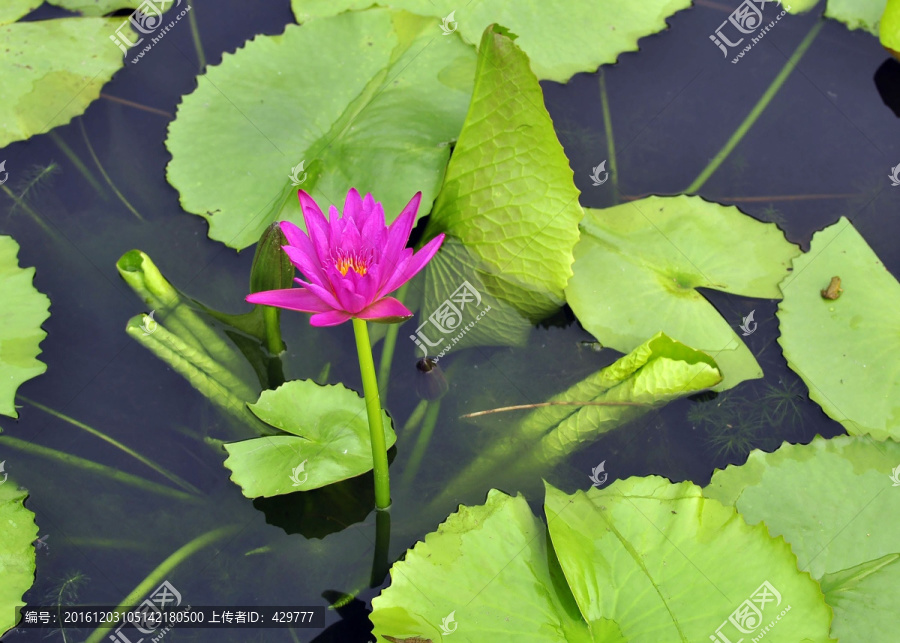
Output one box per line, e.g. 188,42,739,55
223,380,397,498
776,217,900,439
881,0,900,51
565,196,801,391
0,17,126,147
705,436,900,641
372,480,833,642
166,9,475,250
371,489,594,642
0,0,39,26
0,478,39,638
417,25,583,352
291,0,692,82
787,0,886,34
0,236,50,419
545,479,833,642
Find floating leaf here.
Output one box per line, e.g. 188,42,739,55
291,0,692,82
0,17,126,147
788,0,886,34
0,478,38,638
46,0,141,15
776,217,900,439
223,380,397,498
166,9,475,250
565,196,800,390
545,479,833,642
372,481,833,642
706,436,900,640
417,24,582,352
0,0,39,26
371,489,594,642
881,0,900,52
0,236,50,419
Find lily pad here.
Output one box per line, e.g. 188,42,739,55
0,0,39,26
223,380,397,498
787,0,886,34
0,478,39,638
291,0,692,82
0,236,50,419
705,436,900,641
776,217,900,439
371,488,594,642
882,0,900,63
47,0,141,15
0,16,126,147
545,479,833,642
372,481,833,642
417,25,583,352
166,9,475,250
565,196,801,391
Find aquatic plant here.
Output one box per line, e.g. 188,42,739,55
246,188,443,509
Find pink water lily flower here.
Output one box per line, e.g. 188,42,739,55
246,189,444,327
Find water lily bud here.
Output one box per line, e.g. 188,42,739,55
415,357,448,401
250,223,294,294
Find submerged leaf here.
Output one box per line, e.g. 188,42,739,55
776,217,900,439
291,0,692,82
223,380,397,498
0,236,50,419
566,196,800,390
166,9,475,250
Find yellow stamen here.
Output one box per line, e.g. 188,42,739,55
335,253,368,276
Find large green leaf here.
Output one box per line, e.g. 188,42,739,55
166,9,475,250
223,380,397,498
47,0,141,15
881,0,900,51
546,479,833,642
371,489,594,642
417,25,583,352
0,236,50,419
0,0,39,26
565,196,801,391
705,436,900,641
372,481,833,642
776,217,900,439
0,17,125,147
0,478,39,638
291,0,692,82
787,0,886,34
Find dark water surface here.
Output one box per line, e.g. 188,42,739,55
2,0,897,640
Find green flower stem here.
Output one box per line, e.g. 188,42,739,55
686,20,823,194
19,396,201,495
83,525,240,643
376,282,410,394
263,306,285,354
0,435,199,503
369,506,392,587
352,318,391,510
400,399,440,489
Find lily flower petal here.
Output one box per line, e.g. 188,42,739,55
356,297,413,322
246,287,333,313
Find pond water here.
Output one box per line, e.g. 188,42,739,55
2,0,897,641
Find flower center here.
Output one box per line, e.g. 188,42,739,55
333,249,369,276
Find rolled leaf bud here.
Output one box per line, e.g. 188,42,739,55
415,357,448,401
249,222,294,294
